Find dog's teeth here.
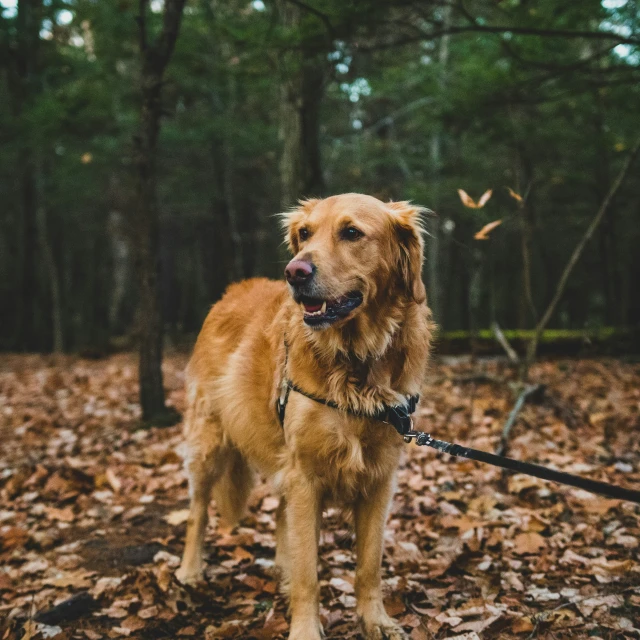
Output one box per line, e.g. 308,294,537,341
321,301,327,313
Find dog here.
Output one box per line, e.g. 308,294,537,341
176,193,433,640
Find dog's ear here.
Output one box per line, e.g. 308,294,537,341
280,198,319,255
388,201,427,304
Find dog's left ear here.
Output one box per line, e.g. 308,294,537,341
388,201,427,304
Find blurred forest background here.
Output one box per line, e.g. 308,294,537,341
2,0,639,357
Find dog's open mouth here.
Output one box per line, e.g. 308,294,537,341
299,291,363,327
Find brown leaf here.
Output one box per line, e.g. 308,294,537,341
106,468,122,493
513,532,546,555
177,627,196,636
384,597,406,617
511,616,534,633
474,219,502,240
164,509,190,526
120,616,146,632
0,526,28,551
45,506,75,522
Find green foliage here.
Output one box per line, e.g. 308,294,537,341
1,0,639,351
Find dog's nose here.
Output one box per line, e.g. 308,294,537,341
285,259,314,285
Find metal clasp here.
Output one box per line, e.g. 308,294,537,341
403,429,434,446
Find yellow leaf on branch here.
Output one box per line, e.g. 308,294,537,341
458,188,493,208
506,187,523,203
474,219,502,240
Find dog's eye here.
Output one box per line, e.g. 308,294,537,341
299,228,310,241
341,226,363,241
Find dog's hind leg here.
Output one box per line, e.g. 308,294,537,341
211,447,253,528
176,389,225,585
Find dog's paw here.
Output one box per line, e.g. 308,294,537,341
287,620,324,640
175,564,204,586
362,619,409,640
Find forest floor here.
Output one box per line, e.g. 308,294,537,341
1,353,640,639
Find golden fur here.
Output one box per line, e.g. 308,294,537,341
177,193,433,640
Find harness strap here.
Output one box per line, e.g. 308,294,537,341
276,337,419,435
277,379,419,436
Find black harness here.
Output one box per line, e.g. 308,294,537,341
275,341,640,505
277,378,419,436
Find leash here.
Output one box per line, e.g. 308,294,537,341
401,429,640,504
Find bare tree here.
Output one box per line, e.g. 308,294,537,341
133,0,187,423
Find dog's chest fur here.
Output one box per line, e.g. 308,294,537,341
283,394,403,501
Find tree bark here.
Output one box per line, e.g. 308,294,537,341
13,0,43,351
221,42,244,281
35,155,63,353
278,2,326,209
427,3,451,327
134,0,186,423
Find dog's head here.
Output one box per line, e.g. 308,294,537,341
282,194,427,331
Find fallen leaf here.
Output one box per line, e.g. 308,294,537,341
329,577,354,593
164,509,190,526
513,532,546,555
511,616,534,633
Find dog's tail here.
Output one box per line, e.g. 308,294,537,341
213,447,254,527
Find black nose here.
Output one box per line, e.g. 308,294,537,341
285,259,314,285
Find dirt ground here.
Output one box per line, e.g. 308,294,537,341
1,353,639,639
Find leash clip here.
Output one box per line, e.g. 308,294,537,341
402,430,434,446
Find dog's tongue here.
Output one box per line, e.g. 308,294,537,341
303,301,323,313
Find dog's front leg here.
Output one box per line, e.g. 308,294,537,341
355,475,408,640
285,474,323,640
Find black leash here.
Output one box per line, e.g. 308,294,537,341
402,430,640,504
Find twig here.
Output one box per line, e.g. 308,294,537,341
491,322,520,365
496,383,543,456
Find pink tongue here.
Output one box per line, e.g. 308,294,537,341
304,302,322,313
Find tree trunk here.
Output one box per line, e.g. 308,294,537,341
13,0,43,351
427,4,451,328
222,42,244,281
134,0,186,423
278,2,325,209
35,155,64,353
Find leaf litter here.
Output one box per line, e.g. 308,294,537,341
0,353,639,638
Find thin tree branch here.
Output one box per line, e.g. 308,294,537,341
491,322,519,365
497,383,543,456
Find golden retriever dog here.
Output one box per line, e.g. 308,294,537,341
177,193,432,640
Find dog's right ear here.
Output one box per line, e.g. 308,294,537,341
280,198,319,255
